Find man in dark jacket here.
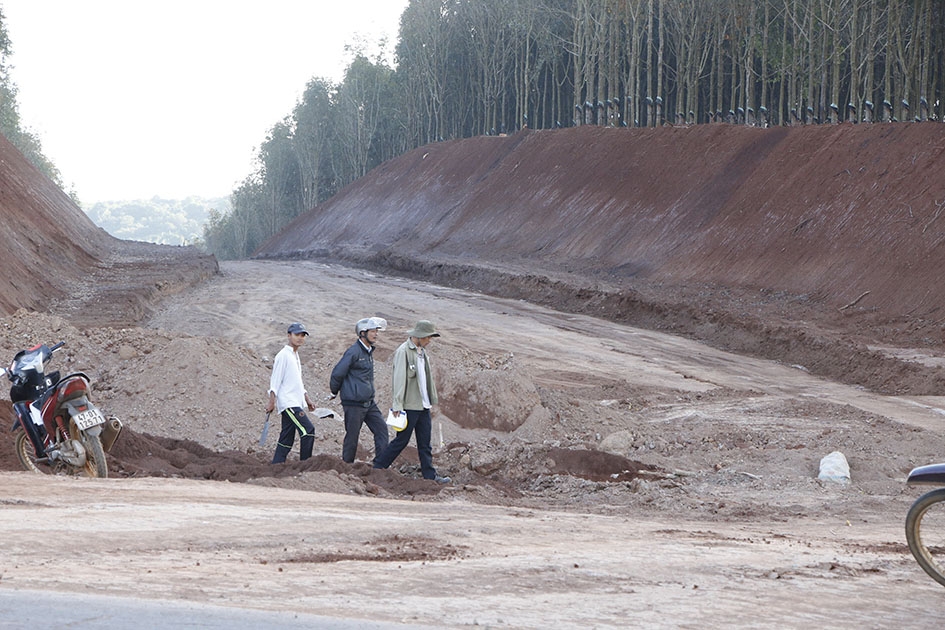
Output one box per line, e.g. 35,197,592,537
330,317,390,463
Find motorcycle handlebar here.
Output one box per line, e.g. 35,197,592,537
50,341,65,353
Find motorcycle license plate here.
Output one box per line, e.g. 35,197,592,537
73,408,106,430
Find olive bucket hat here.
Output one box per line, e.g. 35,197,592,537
407,320,440,338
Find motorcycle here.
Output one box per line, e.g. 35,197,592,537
906,463,945,586
3,341,122,478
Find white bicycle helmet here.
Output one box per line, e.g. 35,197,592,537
355,317,387,336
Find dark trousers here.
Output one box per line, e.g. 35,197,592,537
373,408,436,479
271,407,315,464
341,401,389,463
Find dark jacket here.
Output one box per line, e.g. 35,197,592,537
330,340,375,405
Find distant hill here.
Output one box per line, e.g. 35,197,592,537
84,196,231,245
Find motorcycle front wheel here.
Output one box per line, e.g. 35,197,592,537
82,434,108,478
13,427,45,474
906,488,945,587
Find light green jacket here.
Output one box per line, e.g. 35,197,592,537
391,338,438,412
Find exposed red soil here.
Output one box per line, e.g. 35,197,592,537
0,394,651,501
0,133,109,313
0,133,218,324
0,122,942,487
257,123,945,395
0,120,941,493
257,123,945,317
3,122,945,625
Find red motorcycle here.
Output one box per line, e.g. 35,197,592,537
4,341,121,477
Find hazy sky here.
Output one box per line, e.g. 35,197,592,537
2,1,409,203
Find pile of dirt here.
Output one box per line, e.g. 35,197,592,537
0,305,659,507
48,239,219,327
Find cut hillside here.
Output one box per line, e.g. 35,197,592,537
0,132,218,323
5,125,945,626
0,133,109,313
255,123,945,394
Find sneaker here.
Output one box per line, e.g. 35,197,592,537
434,475,451,484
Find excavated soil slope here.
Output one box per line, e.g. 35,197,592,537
0,133,218,323
0,133,110,313
256,123,945,394
257,124,945,314
3,124,945,626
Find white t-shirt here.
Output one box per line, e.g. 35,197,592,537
416,348,431,409
269,345,306,412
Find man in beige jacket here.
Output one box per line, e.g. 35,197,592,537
373,320,450,483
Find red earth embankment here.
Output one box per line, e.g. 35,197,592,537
257,124,945,321
255,123,945,393
0,132,218,322
0,133,111,313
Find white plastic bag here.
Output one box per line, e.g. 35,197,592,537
818,451,851,484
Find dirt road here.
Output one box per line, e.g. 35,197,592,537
2,260,945,628
0,471,941,629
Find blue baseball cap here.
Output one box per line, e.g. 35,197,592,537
287,322,309,336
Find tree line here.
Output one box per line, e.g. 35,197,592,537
205,0,945,260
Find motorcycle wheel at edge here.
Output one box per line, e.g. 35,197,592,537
906,487,945,587
13,426,43,474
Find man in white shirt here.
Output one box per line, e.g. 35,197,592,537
266,322,316,464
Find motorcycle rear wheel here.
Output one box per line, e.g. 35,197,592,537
13,427,45,474
906,488,945,587
82,435,108,478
